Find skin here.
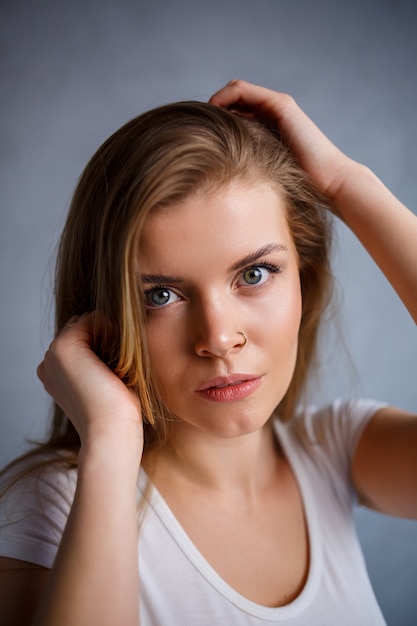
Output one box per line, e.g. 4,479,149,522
139,182,308,606
1,79,416,625
139,182,301,445
209,81,417,518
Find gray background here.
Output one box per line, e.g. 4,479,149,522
1,0,416,623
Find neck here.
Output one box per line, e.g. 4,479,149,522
144,420,281,497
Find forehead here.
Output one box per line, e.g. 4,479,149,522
138,182,294,269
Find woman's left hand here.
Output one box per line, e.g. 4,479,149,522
211,79,417,322
210,79,352,202
211,80,417,519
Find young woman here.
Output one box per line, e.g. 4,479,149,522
0,80,416,626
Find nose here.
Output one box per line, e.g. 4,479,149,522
192,295,247,358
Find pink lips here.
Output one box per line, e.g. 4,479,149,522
195,374,262,402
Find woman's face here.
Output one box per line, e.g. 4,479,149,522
138,182,302,439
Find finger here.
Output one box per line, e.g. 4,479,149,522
209,79,242,104
64,312,94,330
58,313,95,340
209,79,288,120
54,314,82,339
36,359,44,382
65,315,81,329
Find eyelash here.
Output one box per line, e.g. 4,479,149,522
236,262,281,288
144,262,282,309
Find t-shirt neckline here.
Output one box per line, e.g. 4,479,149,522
138,419,322,621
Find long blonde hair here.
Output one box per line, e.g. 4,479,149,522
7,101,334,467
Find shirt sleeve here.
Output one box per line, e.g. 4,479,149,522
0,460,77,568
325,398,386,461
294,398,387,503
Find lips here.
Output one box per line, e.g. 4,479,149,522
195,374,262,402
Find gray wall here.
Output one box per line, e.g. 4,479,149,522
1,0,416,622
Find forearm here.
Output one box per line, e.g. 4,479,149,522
331,160,417,323
33,433,141,626
210,81,417,322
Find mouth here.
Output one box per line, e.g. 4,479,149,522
195,374,262,402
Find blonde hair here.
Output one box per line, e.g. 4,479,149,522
11,101,334,465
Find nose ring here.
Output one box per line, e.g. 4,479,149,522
238,331,247,347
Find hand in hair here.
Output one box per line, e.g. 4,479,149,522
209,79,351,202
37,313,143,453
212,80,417,520
211,79,417,324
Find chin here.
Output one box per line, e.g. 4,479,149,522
189,404,278,440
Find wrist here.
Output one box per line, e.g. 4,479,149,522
78,423,143,479
327,160,378,218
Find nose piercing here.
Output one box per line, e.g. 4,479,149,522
238,331,247,347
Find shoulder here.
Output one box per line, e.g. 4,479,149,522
293,398,388,455
1,450,77,506
0,451,78,568
273,399,387,495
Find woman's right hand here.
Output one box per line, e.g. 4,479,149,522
37,314,143,452
33,314,142,626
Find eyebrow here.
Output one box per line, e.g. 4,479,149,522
229,243,288,272
141,273,185,285
140,243,288,285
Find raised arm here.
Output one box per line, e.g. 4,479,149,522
1,315,143,626
210,80,417,323
211,80,417,519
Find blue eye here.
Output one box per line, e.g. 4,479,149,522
145,288,179,308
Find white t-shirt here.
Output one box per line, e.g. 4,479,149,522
0,399,387,625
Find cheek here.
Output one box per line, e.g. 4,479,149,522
267,274,302,337
288,287,303,339
145,320,183,386
266,279,302,370
285,283,303,369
